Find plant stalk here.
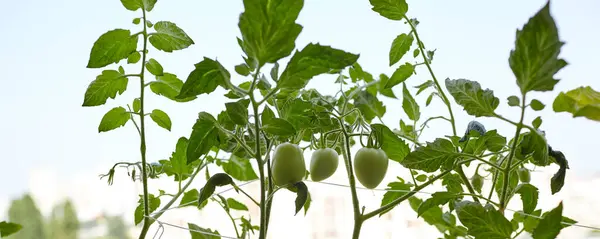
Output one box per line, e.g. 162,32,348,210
499,95,526,211
138,8,151,239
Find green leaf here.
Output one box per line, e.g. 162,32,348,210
263,118,296,137
187,112,220,164
98,107,129,132
530,99,545,111
270,62,280,81
168,137,190,182
226,198,248,211
120,0,157,11
150,73,197,102
198,173,234,206
446,78,499,117
414,80,434,95
532,116,542,129
179,58,230,98
389,33,414,66
0,221,22,237
455,201,513,239
145,58,164,76
150,109,172,131
467,130,506,154
132,17,141,25
128,51,141,63
415,174,427,182
134,194,160,225
385,63,414,89
507,95,520,107
146,20,153,28
221,155,258,181
402,83,420,121
515,183,538,214
379,179,412,216
235,64,251,76
400,138,459,172
426,93,434,106
549,147,569,194
261,106,275,125
369,0,408,20
408,197,447,227
553,86,600,121
133,98,141,112
417,192,457,217
149,21,194,52
532,202,563,239
354,90,386,122
225,100,249,125
188,223,220,239
443,173,463,194
519,131,549,166
179,189,208,209
82,70,128,107
87,29,138,68
278,43,359,90
509,2,566,94
377,74,397,98
413,48,420,58
293,182,308,215
370,124,410,163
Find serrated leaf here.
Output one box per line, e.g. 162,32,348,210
507,95,520,107
369,0,409,20
87,29,138,68
238,0,303,66
519,131,549,166
98,107,129,132
532,202,563,239
188,223,221,239
510,2,566,94
263,118,296,137
134,194,160,225
377,74,397,98
149,21,194,52
150,73,197,102
0,221,22,237
170,137,190,181
225,100,249,125
120,0,157,11
261,106,275,125
179,58,230,98
446,78,499,117
443,173,463,194
354,90,386,122
145,58,164,76
82,70,128,107
128,51,141,63
532,116,542,129
400,138,460,172
221,155,258,181
385,63,414,89
515,183,538,214
278,43,359,90
455,200,513,239
417,192,457,217
408,197,447,227
530,99,545,111
553,86,600,121
379,179,412,216
198,173,234,206
389,33,413,66
293,182,308,215
371,124,410,163
402,83,420,121
187,112,220,164
150,109,172,131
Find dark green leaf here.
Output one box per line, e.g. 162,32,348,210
235,64,251,76
532,116,542,129
385,63,414,89
515,183,538,214
187,112,220,164
293,182,308,215
446,78,499,117
227,198,248,211
413,48,420,57
261,106,275,125
146,20,153,28
221,155,258,181
238,0,303,66
408,197,446,226
188,223,220,239
469,129,506,154
532,202,563,239
98,107,129,132
389,33,414,66
150,109,172,131
507,95,520,107
120,0,156,11
128,51,141,63
417,192,457,217
170,137,190,181
400,138,459,172
426,92,434,106
369,0,408,20
263,118,296,137
225,100,249,125
87,29,138,68
530,99,545,111
553,86,600,121
402,83,420,121
133,98,141,112
270,62,280,81
0,221,22,237
443,173,463,194
370,124,410,163
354,91,386,122
379,179,412,216
278,43,359,90
523,208,576,234
549,147,568,194
179,58,230,98
150,73,197,102
82,70,128,107
149,21,194,52
377,74,397,98
198,173,234,206
134,194,160,225
455,200,513,239
145,58,164,76
520,131,549,166
509,2,566,94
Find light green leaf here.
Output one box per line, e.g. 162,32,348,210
120,0,157,11
389,33,414,66
128,51,141,63
415,174,427,182
0,221,22,237
507,95,520,107
238,0,303,66
179,189,208,209
198,173,234,206
456,201,513,239
169,137,191,182
446,78,499,117
263,118,296,137
132,18,141,25
187,112,220,164
188,223,220,239
98,107,130,132
417,192,457,217
227,198,249,211
134,194,160,225
278,43,359,90
145,58,164,76
533,116,542,129
225,100,249,125
400,138,459,172
553,86,600,121
150,109,171,131
234,64,251,76
379,179,412,216
530,99,545,111
133,98,141,113
261,106,275,125
87,29,138,68
178,58,230,98
515,183,538,214
354,90,386,122
385,63,414,89
402,83,420,121
221,155,258,181
510,2,566,94
413,48,420,57
370,124,410,163
150,73,197,102
532,202,563,239
369,0,408,20
82,70,128,107
149,21,194,52
443,173,464,194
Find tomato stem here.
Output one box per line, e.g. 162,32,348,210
137,8,151,239
499,94,527,212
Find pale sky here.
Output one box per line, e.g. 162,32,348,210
1,0,599,211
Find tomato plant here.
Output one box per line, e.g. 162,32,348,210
79,0,600,239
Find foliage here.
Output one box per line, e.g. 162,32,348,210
82,0,592,239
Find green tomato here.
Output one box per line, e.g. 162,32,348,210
271,143,306,187
309,148,339,182
518,168,531,183
470,174,484,193
354,147,389,189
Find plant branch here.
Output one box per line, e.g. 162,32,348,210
137,8,151,239
499,95,527,212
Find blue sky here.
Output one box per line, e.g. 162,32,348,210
0,0,599,201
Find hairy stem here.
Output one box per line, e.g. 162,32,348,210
137,8,151,239
263,141,275,235
499,95,526,211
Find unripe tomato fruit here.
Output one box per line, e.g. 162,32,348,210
354,147,388,189
309,148,339,182
518,168,530,183
271,143,306,187
471,174,484,193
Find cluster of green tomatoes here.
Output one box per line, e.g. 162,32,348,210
271,142,389,189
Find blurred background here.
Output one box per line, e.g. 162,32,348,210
1,0,599,238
